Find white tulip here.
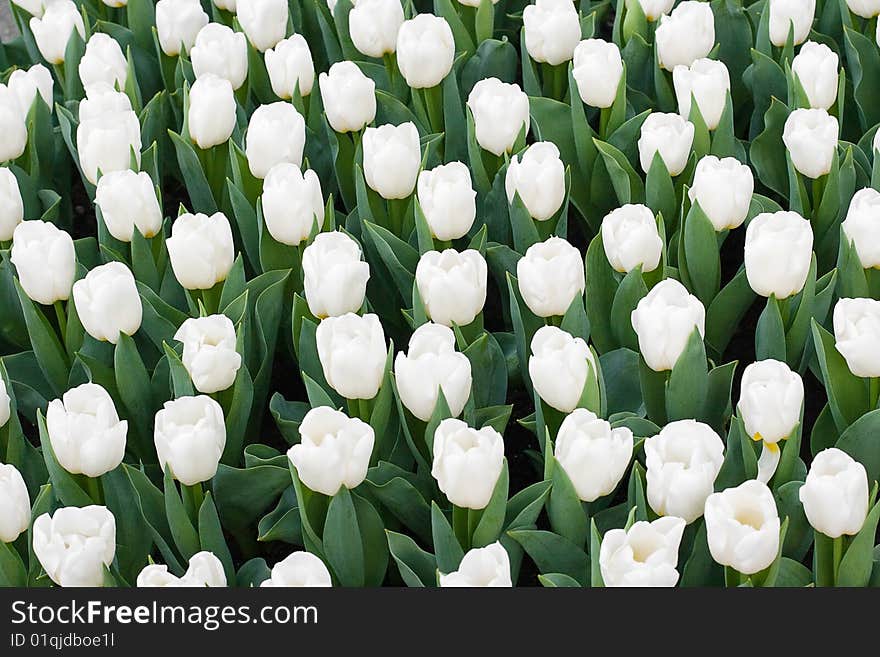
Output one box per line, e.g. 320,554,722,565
600,517,686,587
439,542,512,587
841,187,880,268
138,551,227,587
655,1,715,71
302,231,370,318
522,0,581,65
688,156,754,231
800,448,869,538
744,211,813,299
572,39,624,109
738,359,803,445
287,406,375,496
261,552,333,587
638,112,695,176
32,505,116,587
94,170,163,242
245,102,305,179
237,0,288,52
72,262,142,345
431,418,504,510
8,64,54,115
417,161,476,240
466,78,530,156
174,315,242,394
265,35,315,98
0,168,24,241
10,0,45,17
0,463,30,544
166,212,235,290
396,15,455,89
349,0,403,58
77,84,131,123
76,108,141,185
601,204,663,273
791,41,839,110
191,23,248,90
29,0,85,65
316,313,387,400
645,419,725,523
262,163,324,246
529,326,596,413
10,220,76,305
505,142,566,221
517,236,585,318
846,0,880,16
362,121,421,200
155,0,209,57
188,73,236,150
0,85,26,163
833,297,880,378
631,279,706,372
154,396,226,485
319,61,377,133
636,0,674,20
415,249,487,327
769,0,816,47
783,108,838,179
78,34,127,96
672,58,729,130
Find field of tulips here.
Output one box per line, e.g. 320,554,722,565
1,0,880,590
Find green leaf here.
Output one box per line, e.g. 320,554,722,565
13,280,69,397
507,529,589,585
665,328,709,422
471,460,509,547
113,333,154,463
755,296,786,361
198,492,235,585
431,502,464,574
162,467,200,560
836,409,880,484
837,497,880,586
168,130,217,213
547,452,588,549
387,530,437,587
538,572,582,587
683,201,721,306
705,267,756,358
812,320,868,432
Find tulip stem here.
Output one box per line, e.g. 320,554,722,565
0,239,10,251
84,476,103,505
423,85,444,135
388,199,407,237
53,301,67,338
723,566,742,587
832,536,844,584
183,482,205,518
452,505,470,550
599,107,611,139
870,377,880,411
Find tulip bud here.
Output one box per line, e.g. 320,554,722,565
261,552,333,587
431,418,505,510
638,112,695,176
517,236,585,318
138,551,227,587
166,212,235,290
466,78,530,157
554,408,633,502
303,232,370,318
833,297,880,377
655,1,715,71
191,23,248,90
0,168,24,241
637,0,674,20
791,41,839,110
287,406,375,496
94,170,163,242
396,15,455,89
76,110,142,185
783,108,838,179
362,121,421,200
10,0,44,17
600,517,686,587
572,39,623,109
154,395,226,485
672,58,729,130
645,419,725,523
738,359,803,446
156,0,209,57
529,326,596,413
32,505,116,587
319,61,377,133
800,448,869,538
187,73,236,150
8,64,54,115
395,322,472,421
0,378,9,428
688,155,754,231
174,315,242,394
769,0,816,47
10,220,76,305
237,0,288,52
417,161,476,240
705,480,780,574
78,34,127,96
744,211,813,299
523,0,581,65
631,279,706,372
0,85,27,163
72,262,142,345
846,0,880,16
262,163,324,247
265,35,315,98
245,102,305,179
0,463,30,543
505,141,566,221
316,313,387,400
439,542,512,587
349,0,404,58
46,383,128,478
415,249,487,327
842,188,880,268
29,0,85,65
601,204,663,274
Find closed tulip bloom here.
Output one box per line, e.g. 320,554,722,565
529,326,596,413
349,0,403,58
631,279,705,371
833,297,880,377
523,0,581,65
769,0,816,46
672,58,729,130
138,551,227,587
601,204,663,274
415,249,487,327
638,112,695,176
95,170,163,242
554,408,633,502
395,323,472,421
705,480,780,574
783,108,838,179
10,220,76,305
688,156,754,231
655,1,715,71
10,0,45,17
645,420,725,523
72,262,142,345
572,39,623,109
841,188,880,268
174,315,242,394
417,161,476,240
439,542,512,587
0,378,9,427
0,168,24,241
156,0,209,56
188,73,236,150
847,0,880,16
517,237,585,318
800,448,869,538
505,142,566,221
237,0,288,52
154,396,226,485
78,34,127,95
262,163,325,246
76,110,142,185
32,506,116,587
738,359,803,445
191,23,248,89
637,0,674,20
396,15,455,89
46,383,127,478
0,85,27,163
431,418,504,510
791,42,839,110
316,313,387,400
0,463,30,543
166,212,234,290
30,0,85,65
600,517,686,587
261,552,333,587
245,102,305,178
8,64,54,115
288,406,375,496
265,35,315,98
467,78,530,156
302,232,370,318
362,121,421,199
319,61,376,133
744,211,813,299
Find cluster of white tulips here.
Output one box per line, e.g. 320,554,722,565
2,0,880,590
